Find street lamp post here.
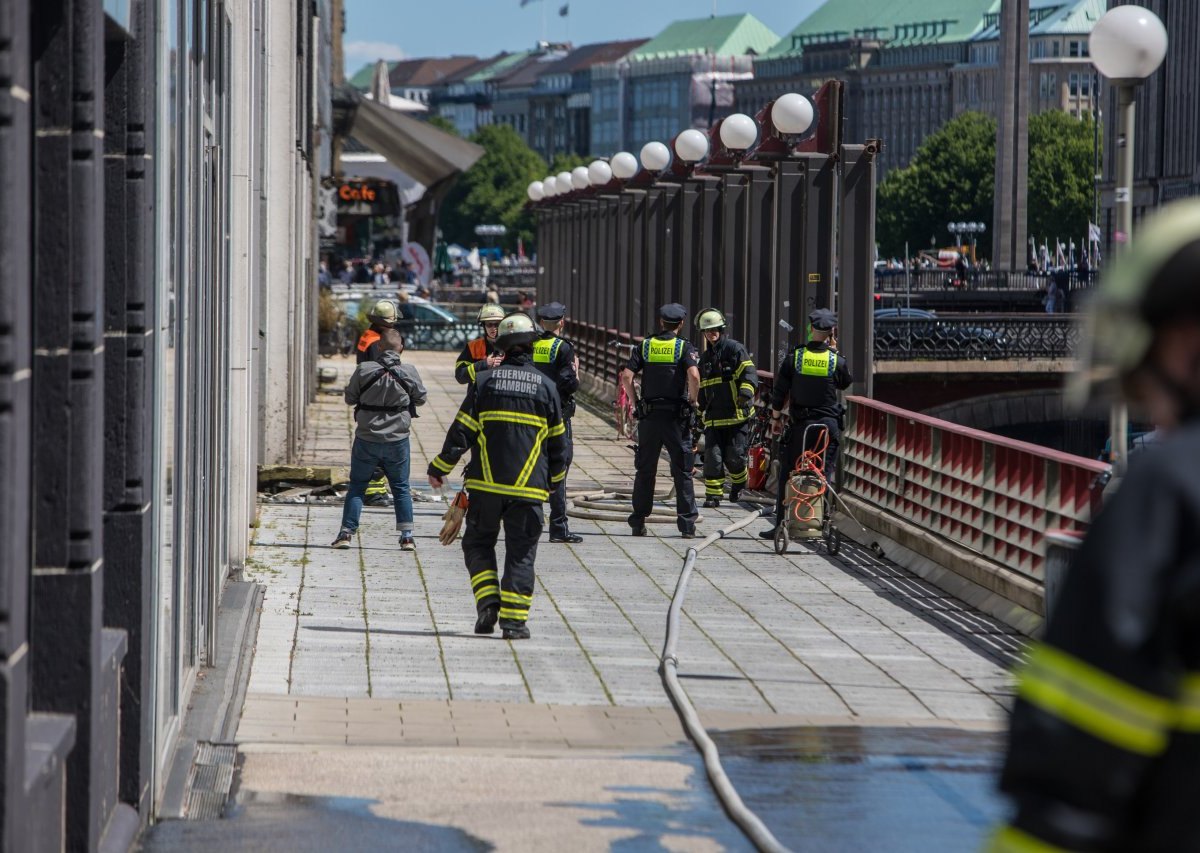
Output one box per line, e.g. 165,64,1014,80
1090,4,1169,480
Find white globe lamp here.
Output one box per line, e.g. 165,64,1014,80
556,171,573,192
674,129,709,163
1090,6,1168,80
772,93,815,135
640,141,671,172
587,160,613,186
719,113,758,151
571,166,591,190
610,151,639,180
527,180,544,202
543,176,558,196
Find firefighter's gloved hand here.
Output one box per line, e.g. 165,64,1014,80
438,491,469,546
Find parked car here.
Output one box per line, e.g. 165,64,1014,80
874,307,1008,354
395,301,473,351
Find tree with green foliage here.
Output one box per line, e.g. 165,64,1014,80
424,114,459,136
876,112,997,258
876,110,1100,260
438,124,547,252
548,152,590,175
1027,111,1098,248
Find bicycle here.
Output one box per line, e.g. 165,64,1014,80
607,339,639,441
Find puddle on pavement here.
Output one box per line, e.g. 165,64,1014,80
708,725,1009,852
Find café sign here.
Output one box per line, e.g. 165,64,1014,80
334,180,399,216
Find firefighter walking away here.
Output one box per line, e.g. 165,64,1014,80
427,313,567,640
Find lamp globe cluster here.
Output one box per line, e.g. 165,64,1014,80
528,92,816,202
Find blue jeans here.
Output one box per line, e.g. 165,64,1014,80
340,437,413,534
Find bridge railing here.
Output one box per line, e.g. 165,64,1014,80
874,269,1095,292
873,314,1080,360
839,395,1110,582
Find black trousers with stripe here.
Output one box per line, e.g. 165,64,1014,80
702,422,750,497
547,419,574,537
462,491,542,627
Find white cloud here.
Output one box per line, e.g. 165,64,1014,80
344,40,406,62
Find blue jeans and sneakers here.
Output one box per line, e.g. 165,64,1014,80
333,348,427,551
333,437,415,549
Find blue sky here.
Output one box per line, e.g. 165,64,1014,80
343,0,825,76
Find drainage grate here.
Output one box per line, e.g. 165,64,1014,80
184,741,239,821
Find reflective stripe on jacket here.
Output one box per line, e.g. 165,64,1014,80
429,353,567,502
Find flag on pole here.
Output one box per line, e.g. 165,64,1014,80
517,237,526,260
559,3,568,15
1088,221,1102,243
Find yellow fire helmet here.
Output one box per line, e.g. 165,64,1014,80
1069,198,1200,410
477,303,506,324
694,308,727,331
368,299,397,325
495,312,540,352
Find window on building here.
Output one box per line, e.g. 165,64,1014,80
1052,40,1061,57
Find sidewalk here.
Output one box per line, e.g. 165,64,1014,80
147,350,1017,851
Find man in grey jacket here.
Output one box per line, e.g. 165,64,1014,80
333,328,428,551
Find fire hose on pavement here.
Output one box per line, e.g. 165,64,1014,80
659,506,792,853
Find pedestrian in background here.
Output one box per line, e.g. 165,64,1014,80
333,328,427,552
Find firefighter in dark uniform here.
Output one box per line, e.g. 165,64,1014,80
620,303,701,538
533,301,583,543
427,312,568,640
761,308,852,539
356,299,399,504
991,200,1200,852
455,303,506,384
695,308,758,508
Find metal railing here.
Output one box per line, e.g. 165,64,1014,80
873,314,1080,360
393,320,476,351
875,269,1095,292
840,395,1111,582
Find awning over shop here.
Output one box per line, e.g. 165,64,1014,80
333,85,483,253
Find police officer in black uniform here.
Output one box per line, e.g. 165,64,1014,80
533,302,583,543
695,307,758,508
620,303,701,538
761,308,852,539
427,313,568,640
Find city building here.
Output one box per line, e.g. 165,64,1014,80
738,0,1103,180
591,13,779,156
432,52,529,138
0,0,330,847
527,39,648,163
490,43,573,144
386,56,481,106
1099,0,1200,242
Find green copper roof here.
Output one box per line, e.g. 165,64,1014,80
1031,0,1105,35
464,51,530,83
349,62,390,90
764,0,997,57
631,13,780,60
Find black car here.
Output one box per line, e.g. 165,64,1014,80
874,308,1007,356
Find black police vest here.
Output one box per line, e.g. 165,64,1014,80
788,344,840,413
640,334,687,402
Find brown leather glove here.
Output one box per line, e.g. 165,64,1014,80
437,490,469,546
